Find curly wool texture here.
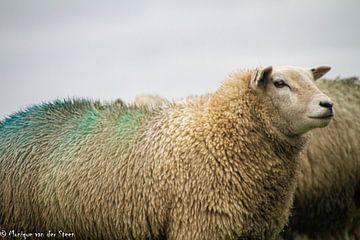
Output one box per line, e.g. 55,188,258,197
1,70,305,239
284,78,360,239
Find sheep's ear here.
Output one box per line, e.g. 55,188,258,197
310,66,331,80
252,66,273,89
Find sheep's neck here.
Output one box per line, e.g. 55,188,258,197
200,94,304,228
204,94,305,164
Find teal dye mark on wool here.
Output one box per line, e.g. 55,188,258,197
116,108,144,138
0,104,42,131
0,104,49,152
77,110,101,135
45,104,103,185
61,109,102,149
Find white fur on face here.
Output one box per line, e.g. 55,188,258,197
268,66,333,136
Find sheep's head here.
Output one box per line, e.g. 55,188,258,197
251,65,333,136
134,95,167,107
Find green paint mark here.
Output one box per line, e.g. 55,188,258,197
78,110,101,135
0,105,49,153
62,109,101,148
117,108,144,138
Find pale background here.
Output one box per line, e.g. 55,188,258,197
1,0,359,118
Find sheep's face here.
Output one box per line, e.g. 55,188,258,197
251,65,333,136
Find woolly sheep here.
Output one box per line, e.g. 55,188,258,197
133,94,168,108
282,77,360,240
134,75,360,240
135,78,360,240
0,66,333,239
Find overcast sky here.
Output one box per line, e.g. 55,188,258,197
0,0,359,118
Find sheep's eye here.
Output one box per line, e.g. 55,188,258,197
273,80,288,88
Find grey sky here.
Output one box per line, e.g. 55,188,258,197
0,0,359,118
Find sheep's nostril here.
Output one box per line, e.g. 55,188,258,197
319,101,333,110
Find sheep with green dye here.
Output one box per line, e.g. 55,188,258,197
0,66,333,239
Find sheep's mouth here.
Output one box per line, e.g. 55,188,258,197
308,113,334,120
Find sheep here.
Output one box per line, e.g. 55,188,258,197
0,66,333,240
132,77,360,240
282,77,360,240
133,94,168,108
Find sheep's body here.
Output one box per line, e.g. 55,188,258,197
0,68,329,239
284,78,360,239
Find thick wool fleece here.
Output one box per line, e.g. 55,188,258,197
0,70,305,240
284,78,360,239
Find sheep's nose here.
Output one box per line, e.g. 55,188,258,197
319,100,333,111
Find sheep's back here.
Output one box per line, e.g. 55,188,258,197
0,99,158,238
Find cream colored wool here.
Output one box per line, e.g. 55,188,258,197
139,79,360,240
283,78,360,240
0,66,332,239
134,94,168,108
